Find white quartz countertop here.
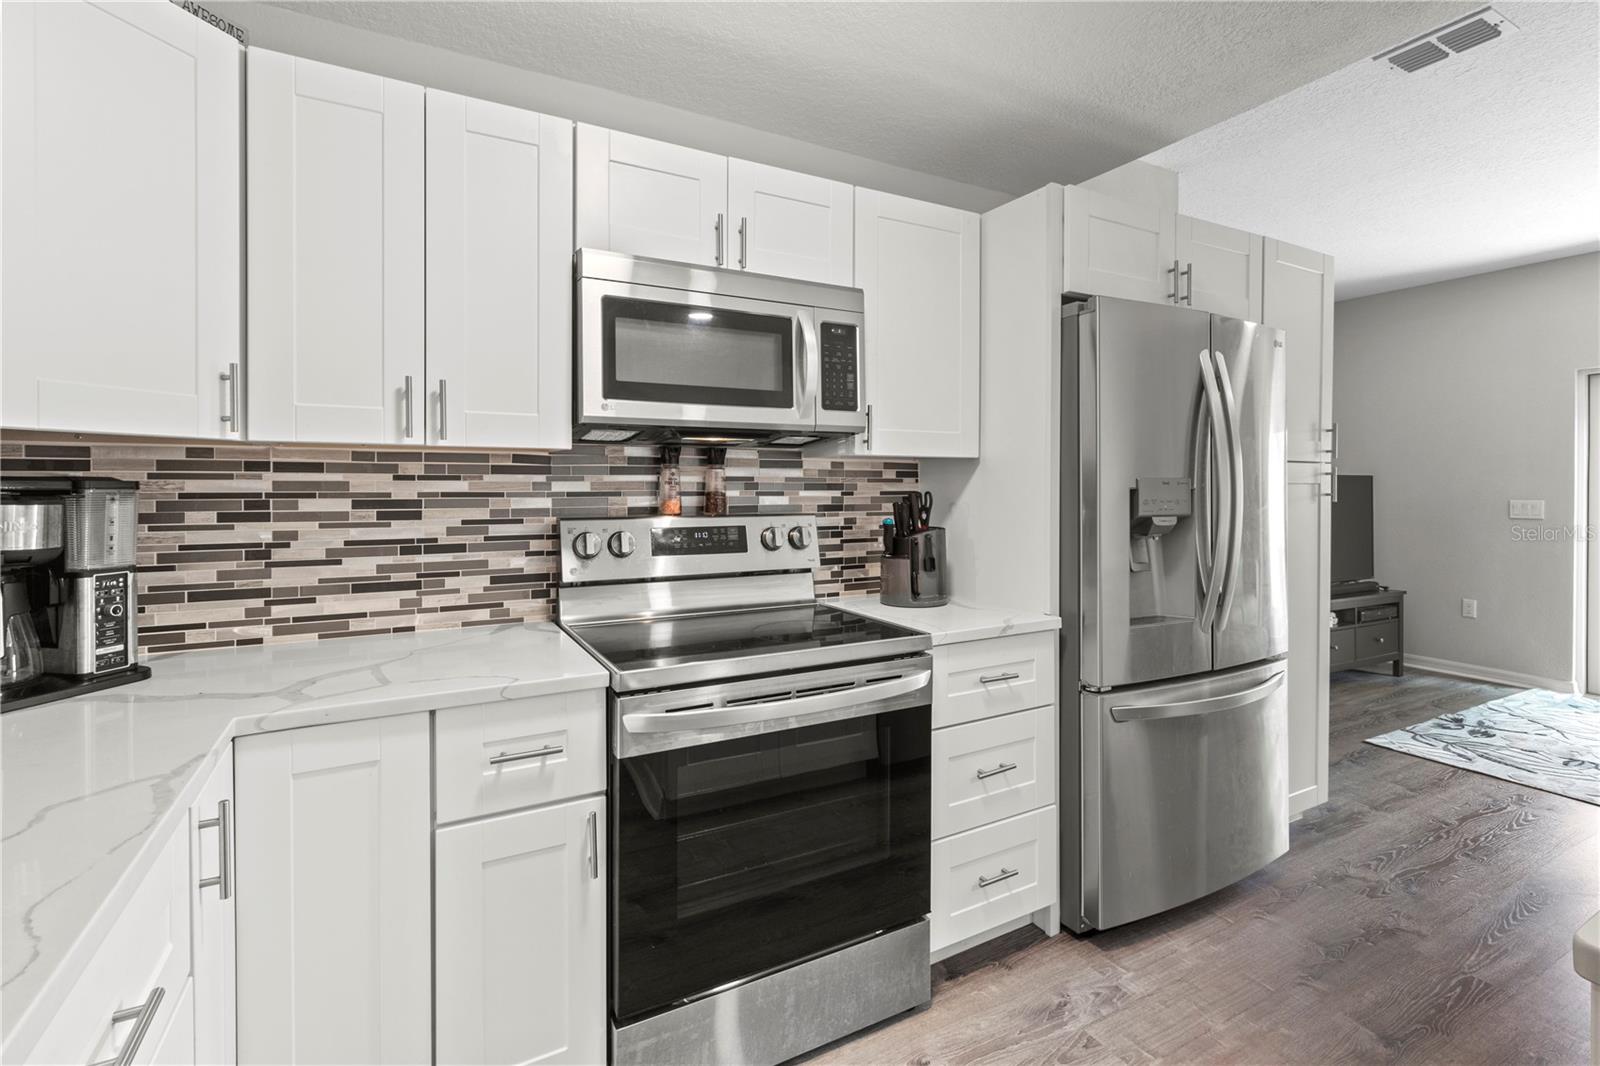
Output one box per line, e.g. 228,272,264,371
832,595,1060,645
1,623,606,1051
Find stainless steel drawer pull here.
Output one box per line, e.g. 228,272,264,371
197,798,232,900
978,671,1021,685
88,986,164,1066
587,809,599,880
488,744,564,766
975,762,1018,780
977,867,1019,889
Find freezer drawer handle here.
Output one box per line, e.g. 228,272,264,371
1109,671,1284,723
978,671,1020,685
976,761,1018,780
489,744,565,765
977,867,1019,889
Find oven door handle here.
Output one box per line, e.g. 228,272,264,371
621,669,931,737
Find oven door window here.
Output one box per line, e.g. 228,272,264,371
602,296,796,408
611,706,930,1024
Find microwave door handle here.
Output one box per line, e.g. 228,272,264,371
796,312,818,420
621,669,931,737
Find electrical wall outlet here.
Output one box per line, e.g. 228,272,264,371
1462,598,1478,619
1509,499,1546,520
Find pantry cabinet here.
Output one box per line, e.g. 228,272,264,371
435,797,606,1066
1264,238,1336,464
235,714,432,1065
1286,463,1333,815
1176,215,1263,321
0,0,243,439
426,91,574,449
726,159,854,285
191,749,236,1066
576,126,728,266
1062,184,1176,304
247,50,425,445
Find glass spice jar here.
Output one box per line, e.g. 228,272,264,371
658,445,682,516
704,447,728,516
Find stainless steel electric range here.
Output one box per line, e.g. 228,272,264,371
556,514,934,1066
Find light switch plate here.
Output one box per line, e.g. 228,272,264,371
1508,499,1546,520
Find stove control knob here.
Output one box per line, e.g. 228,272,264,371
760,526,783,551
571,532,602,560
788,525,812,550
608,531,636,558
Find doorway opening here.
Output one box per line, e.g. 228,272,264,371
1577,370,1600,696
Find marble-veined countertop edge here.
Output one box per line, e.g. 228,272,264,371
830,594,1061,645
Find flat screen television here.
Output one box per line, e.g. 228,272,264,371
1330,474,1374,586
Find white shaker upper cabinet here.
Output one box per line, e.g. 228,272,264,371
1176,215,1263,321
235,713,432,1065
575,125,727,266
427,91,573,450
849,189,980,458
435,796,606,1066
247,50,424,445
1,0,242,438
1062,184,1177,304
1285,463,1332,816
726,159,853,285
1263,238,1335,463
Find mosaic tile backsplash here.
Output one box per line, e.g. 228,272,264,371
0,435,918,655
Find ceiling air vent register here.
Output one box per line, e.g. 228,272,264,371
1374,7,1518,73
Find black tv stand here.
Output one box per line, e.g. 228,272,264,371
1329,586,1405,677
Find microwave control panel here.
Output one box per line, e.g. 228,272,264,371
819,322,860,411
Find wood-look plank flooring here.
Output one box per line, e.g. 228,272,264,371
806,670,1597,1065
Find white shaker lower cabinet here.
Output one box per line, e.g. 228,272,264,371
247,50,425,445
1263,238,1336,464
435,796,606,1066
1286,464,1333,816
234,714,432,1065
191,749,236,1066
426,92,574,450
840,189,980,458
1,0,242,439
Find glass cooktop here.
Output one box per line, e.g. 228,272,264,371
566,603,927,689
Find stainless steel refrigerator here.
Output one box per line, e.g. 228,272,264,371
1060,296,1289,933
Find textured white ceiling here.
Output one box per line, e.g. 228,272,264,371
1145,2,1600,299
269,0,1474,193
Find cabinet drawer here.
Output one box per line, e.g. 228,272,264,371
436,690,606,823
24,826,191,1066
932,705,1055,839
1329,629,1355,666
933,631,1057,728
930,806,1056,952
1357,622,1398,660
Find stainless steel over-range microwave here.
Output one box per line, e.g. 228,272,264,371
574,249,867,447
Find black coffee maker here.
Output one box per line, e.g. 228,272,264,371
1,478,149,711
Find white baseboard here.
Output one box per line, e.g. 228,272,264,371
1402,654,1576,694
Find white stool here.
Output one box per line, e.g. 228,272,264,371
1576,913,1600,1066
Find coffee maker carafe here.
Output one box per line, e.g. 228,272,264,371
2,478,149,711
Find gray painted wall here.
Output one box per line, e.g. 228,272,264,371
1333,252,1600,687
212,2,1010,213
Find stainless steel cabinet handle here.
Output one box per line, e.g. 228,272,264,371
1331,465,1340,504
1167,259,1181,302
1182,261,1194,305
197,798,231,900
714,213,725,266
438,378,449,441
404,375,414,439
1324,421,1340,459
88,987,164,1066
738,216,748,269
488,744,564,765
587,809,598,880
975,761,1018,780
978,671,1020,685
864,403,873,448
219,363,240,431
977,867,1019,889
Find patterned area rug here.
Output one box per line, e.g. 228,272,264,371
1367,688,1600,806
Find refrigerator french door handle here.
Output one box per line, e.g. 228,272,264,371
1196,350,1229,632
1190,389,1213,598
1212,353,1246,632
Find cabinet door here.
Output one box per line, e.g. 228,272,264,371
191,750,235,1066
1286,464,1331,816
1,0,241,438
247,50,424,444
1176,215,1262,321
853,189,980,457
1063,185,1176,304
1263,238,1335,463
427,92,573,449
149,979,197,1066
235,714,431,1065
435,796,605,1066
726,159,853,284
575,125,727,266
